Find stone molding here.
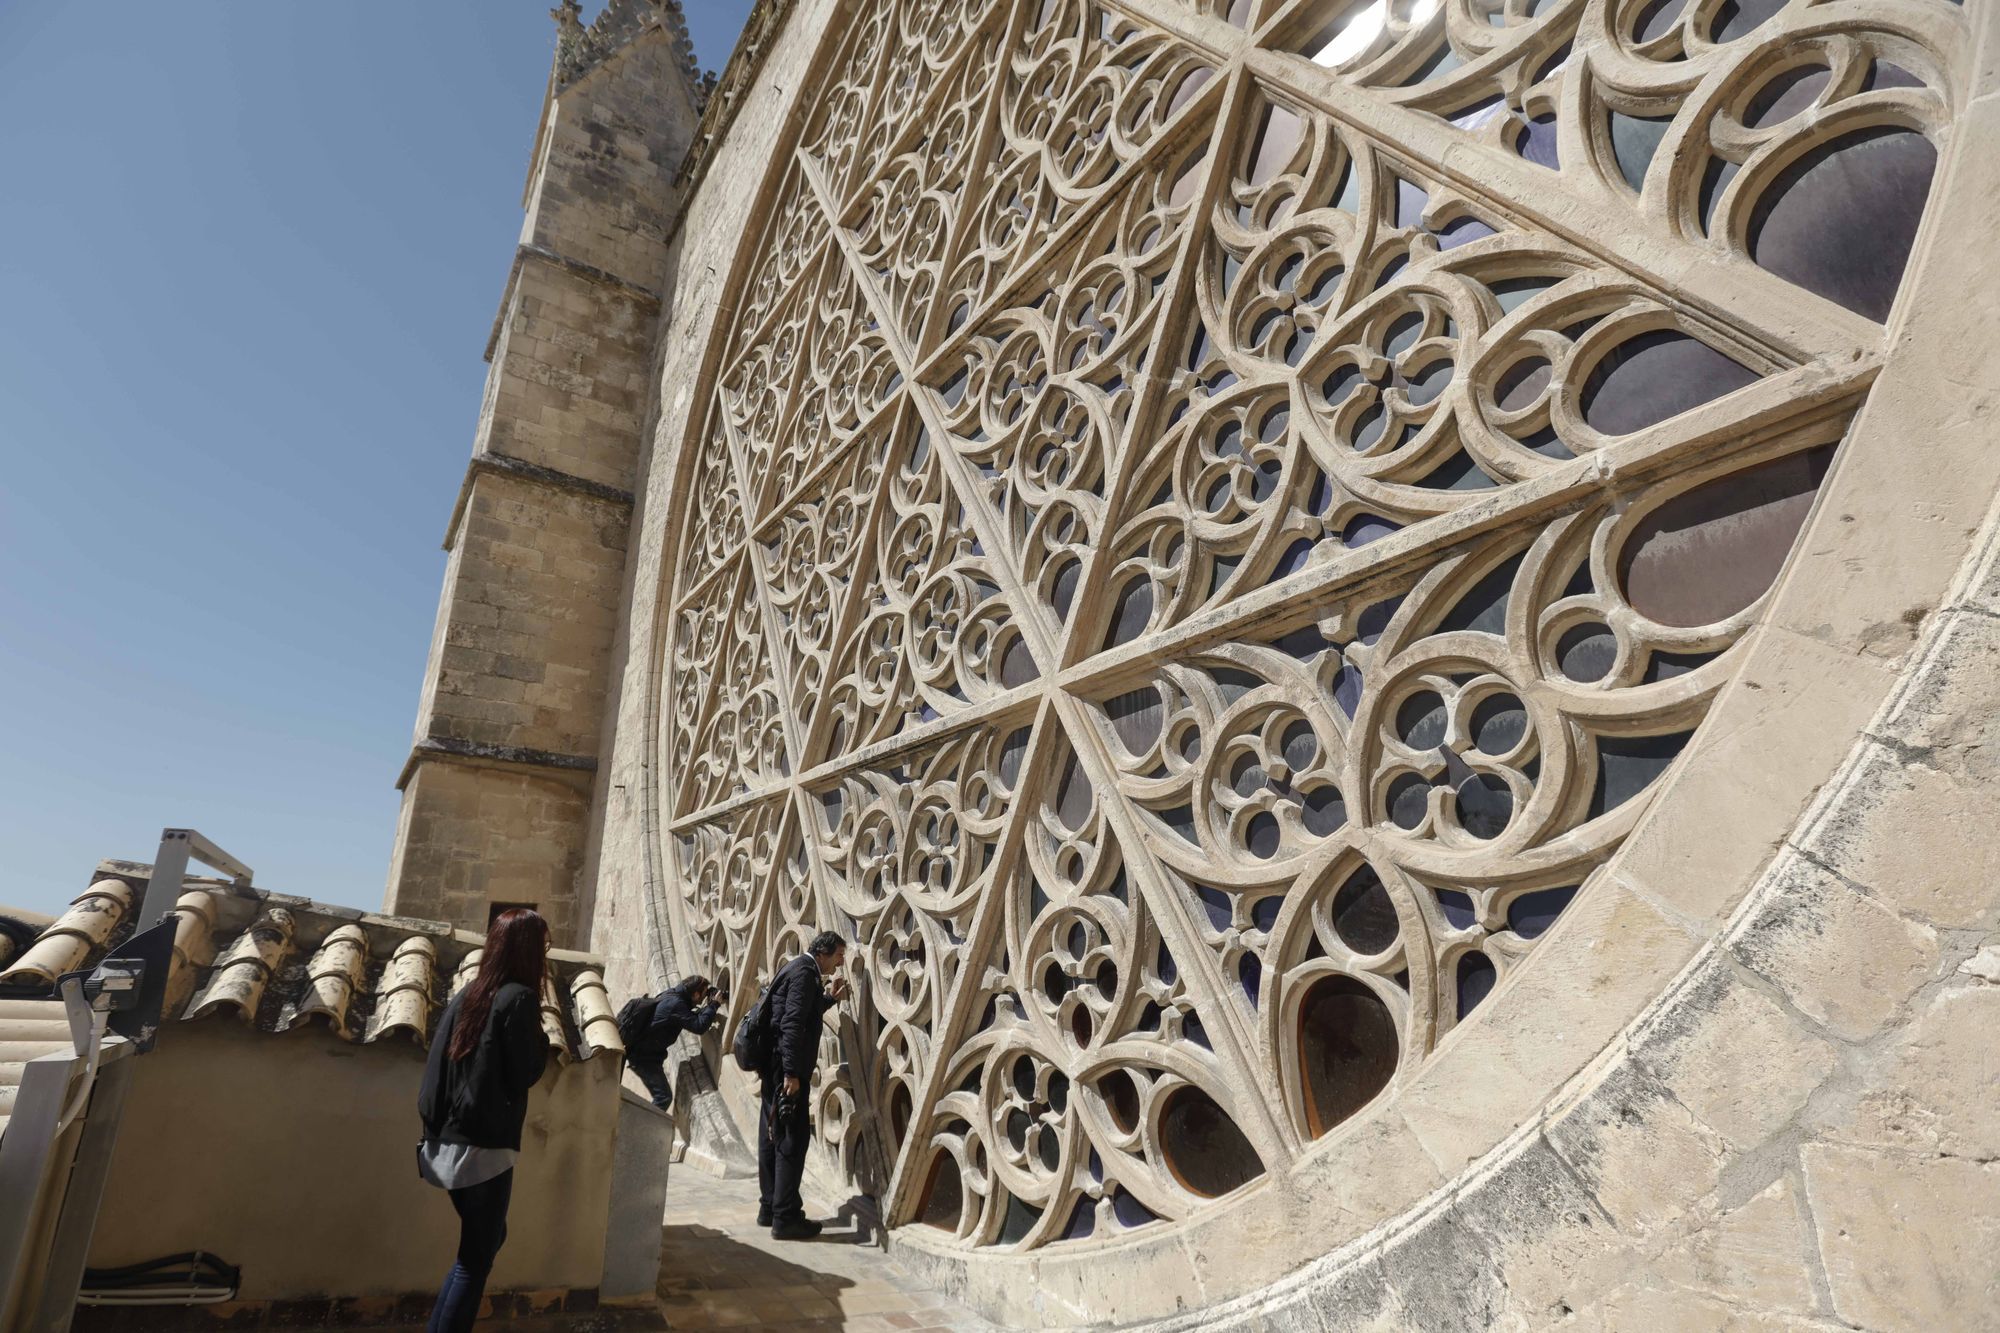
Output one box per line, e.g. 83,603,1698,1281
482,242,664,366
395,736,600,792
666,0,799,241
440,450,638,552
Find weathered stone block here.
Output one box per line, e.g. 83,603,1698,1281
1449,1135,1632,1326
1726,852,1940,1041
1630,963,1839,1150
1376,1205,1505,1333
1820,983,2000,1161
1294,1256,1405,1333
1594,1283,1845,1331
1803,1142,2000,1329
1651,1177,1819,1317
1803,739,2000,931
1545,1062,1729,1242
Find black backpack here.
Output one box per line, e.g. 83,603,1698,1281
731,976,778,1073
615,994,655,1048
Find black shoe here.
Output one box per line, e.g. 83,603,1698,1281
755,1208,772,1228
770,1216,822,1241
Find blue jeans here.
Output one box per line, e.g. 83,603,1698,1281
428,1169,513,1333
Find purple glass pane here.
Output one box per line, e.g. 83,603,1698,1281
1708,0,1784,42
1749,127,1936,323
1631,0,1686,41
1496,356,1552,411
1396,177,1429,230
1455,951,1498,1018
1580,329,1759,436
1618,446,1831,627
1506,885,1578,938
1435,215,1498,250
1514,113,1560,169
1745,65,1831,128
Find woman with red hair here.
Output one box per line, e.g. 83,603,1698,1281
416,908,552,1333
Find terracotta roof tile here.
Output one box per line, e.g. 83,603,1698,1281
367,935,438,1044
571,970,624,1060
0,998,71,1141
291,923,369,1035
164,889,223,1016
452,948,482,998
185,906,295,1024
540,976,573,1067
0,879,135,990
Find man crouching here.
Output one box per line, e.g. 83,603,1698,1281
620,975,723,1111
758,930,849,1239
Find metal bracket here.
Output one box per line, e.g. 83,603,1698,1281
133,829,253,934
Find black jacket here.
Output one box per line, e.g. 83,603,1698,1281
418,981,549,1150
768,953,832,1080
629,984,721,1057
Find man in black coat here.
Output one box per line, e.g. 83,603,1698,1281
759,931,849,1239
620,975,723,1111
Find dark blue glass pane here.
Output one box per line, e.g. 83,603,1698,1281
1506,885,1579,938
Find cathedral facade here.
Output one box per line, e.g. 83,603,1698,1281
389,0,2000,1325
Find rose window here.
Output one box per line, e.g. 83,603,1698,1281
659,0,1962,1258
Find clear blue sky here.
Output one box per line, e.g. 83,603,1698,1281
0,2,754,918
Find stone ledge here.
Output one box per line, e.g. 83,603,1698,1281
483,242,664,365
71,1286,646,1332
441,451,637,551
395,736,600,791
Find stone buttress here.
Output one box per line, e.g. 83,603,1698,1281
385,0,707,946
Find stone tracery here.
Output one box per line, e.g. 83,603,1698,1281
659,0,1964,1255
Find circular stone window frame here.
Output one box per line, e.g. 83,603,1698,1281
634,1,2000,1325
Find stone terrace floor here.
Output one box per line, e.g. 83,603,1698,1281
653,1172,998,1333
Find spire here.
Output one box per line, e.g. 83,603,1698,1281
549,0,706,101
550,0,586,77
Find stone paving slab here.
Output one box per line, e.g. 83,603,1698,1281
654,1172,998,1333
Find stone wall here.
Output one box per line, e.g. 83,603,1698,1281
82,1020,624,1316
413,473,630,760
386,760,594,942
582,0,839,1001
386,19,704,945
474,256,658,494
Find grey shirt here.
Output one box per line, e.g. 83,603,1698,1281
417,1138,518,1191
